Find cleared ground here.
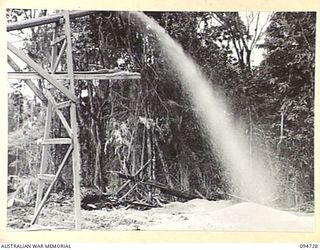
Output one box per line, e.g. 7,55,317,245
7,199,314,231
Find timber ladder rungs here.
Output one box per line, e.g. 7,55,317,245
7,10,141,230
41,138,72,145
56,101,71,109
38,174,55,182
50,35,66,46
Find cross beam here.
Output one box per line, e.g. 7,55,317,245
7,10,94,32
8,71,141,80
7,55,48,104
8,42,77,102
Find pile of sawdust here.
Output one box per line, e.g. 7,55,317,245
82,199,314,231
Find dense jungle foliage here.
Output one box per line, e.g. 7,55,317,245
7,10,315,210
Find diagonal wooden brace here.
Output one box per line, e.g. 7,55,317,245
51,40,67,74
31,145,73,225
7,42,77,102
7,55,48,105
46,91,73,138
7,11,94,32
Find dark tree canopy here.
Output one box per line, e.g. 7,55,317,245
7,10,315,211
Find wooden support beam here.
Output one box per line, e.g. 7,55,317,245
64,11,82,230
55,110,73,138
116,180,131,196
31,145,73,225
142,180,202,200
51,40,67,73
56,101,71,109
7,42,77,102
46,82,69,90
58,113,74,136
7,11,94,32
42,138,72,144
119,183,139,201
46,92,73,137
45,91,57,109
7,55,47,105
38,174,55,182
50,35,66,46
8,71,141,80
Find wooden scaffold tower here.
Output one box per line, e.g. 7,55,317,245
7,10,141,230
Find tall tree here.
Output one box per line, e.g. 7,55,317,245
252,12,315,206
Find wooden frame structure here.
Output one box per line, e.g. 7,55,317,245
7,10,141,230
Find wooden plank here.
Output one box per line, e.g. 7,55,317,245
31,145,73,225
46,92,73,137
46,82,68,90
45,91,57,109
7,42,77,102
119,183,139,201
66,72,141,80
142,180,202,200
42,138,72,144
38,174,55,182
7,11,94,31
51,40,67,73
64,11,81,230
63,68,139,75
56,110,73,138
116,180,131,196
56,101,71,109
50,35,66,46
7,55,47,105
8,71,141,80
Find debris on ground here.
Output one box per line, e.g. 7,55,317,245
7,199,314,232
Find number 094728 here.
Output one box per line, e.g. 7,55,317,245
300,244,318,249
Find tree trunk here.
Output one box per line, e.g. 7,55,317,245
154,136,173,187
180,162,189,192
88,83,105,191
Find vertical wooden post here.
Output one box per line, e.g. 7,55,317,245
63,11,82,230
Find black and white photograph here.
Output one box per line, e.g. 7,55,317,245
6,9,315,232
